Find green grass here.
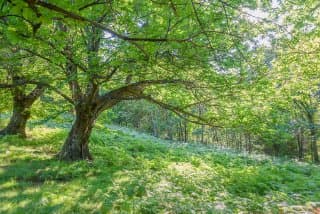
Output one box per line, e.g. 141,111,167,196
0,126,320,213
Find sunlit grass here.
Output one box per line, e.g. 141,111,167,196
0,126,319,213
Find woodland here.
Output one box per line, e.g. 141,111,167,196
0,0,320,213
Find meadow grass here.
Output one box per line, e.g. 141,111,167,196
0,126,320,213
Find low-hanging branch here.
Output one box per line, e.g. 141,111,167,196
96,79,195,111
141,94,220,127
0,79,74,105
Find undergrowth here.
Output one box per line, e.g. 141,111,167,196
0,126,319,213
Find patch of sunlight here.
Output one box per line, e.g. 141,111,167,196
10,146,45,154
0,179,16,189
213,201,226,210
40,183,87,210
0,189,18,199
23,186,41,194
81,200,102,211
48,193,69,206
168,161,214,181
29,127,61,136
92,189,104,198
279,203,320,213
153,178,174,194
26,127,66,146
17,199,32,209
113,171,131,183
0,166,5,174
0,204,13,213
197,161,212,171
168,162,197,175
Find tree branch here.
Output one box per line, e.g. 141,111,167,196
19,47,65,70
25,84,46,106
0,80,74,105
31,0,192,43
142,94,220,127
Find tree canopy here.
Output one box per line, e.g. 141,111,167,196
0,0,319,162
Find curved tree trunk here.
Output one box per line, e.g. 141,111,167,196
58,105,98,161
0,101,30,138
0,83,45,138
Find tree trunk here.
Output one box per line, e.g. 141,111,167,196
178,122,183,141
0,77,45,138
0,101,30,138
58,106,97,161
184,121,188,142
296,127,304,160
151,115,158,137
201,124,205,144
247,133,253,154
310,126,319,163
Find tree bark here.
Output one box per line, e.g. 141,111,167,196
0,83,45,138
296,127,304,160
247,133,252,154
0,100,30,138
310,126,319,163
58,105,98,161
184,121,188,142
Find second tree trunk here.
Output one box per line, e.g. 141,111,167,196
0,101,30,138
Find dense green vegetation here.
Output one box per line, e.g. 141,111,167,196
0,0,320,212
1,126,320,213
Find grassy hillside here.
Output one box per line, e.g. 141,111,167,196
0,126,320,213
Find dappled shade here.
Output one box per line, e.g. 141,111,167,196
0,127,319,213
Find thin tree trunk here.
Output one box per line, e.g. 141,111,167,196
151,113,158,137
178,122,183,141
184,121,188,142
201,124,205,144
239,133,242,151
307,111,319,163
296,127,304,160
167,127,173,140
310,126,319,163
248,134,252,154
225,129,228,147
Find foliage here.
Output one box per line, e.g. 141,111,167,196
0,0,320,212
1,126,320,213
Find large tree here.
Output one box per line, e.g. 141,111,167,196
1,0,258,160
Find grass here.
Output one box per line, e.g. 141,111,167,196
0,126,320,213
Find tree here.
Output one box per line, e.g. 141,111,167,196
0,0,259,160
0,46,46,138
294,97,319,163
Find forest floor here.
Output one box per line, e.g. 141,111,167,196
0,126,320,213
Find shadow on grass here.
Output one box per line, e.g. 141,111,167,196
1,127,320,213
0,157,144,213
0,130,160,213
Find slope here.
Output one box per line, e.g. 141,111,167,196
0,126,319,213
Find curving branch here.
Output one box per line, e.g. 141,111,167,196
141,94,220,127
25,0,192,43
96,79,195,111
0,79,74,105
